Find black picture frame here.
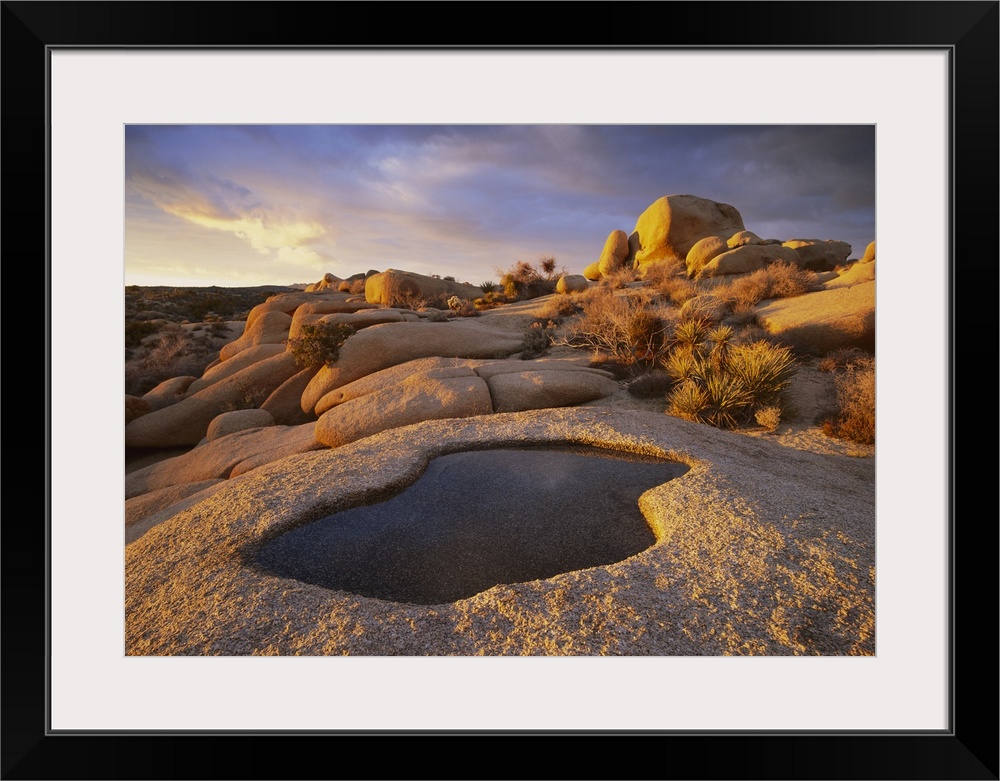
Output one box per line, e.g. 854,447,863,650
4,2,997,779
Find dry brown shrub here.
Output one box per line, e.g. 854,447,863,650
598,266,636,290
822,356,875,445
642,259,698,306
349,279,367,295
557,288,667,366
721,262,821,307
124,330,217,396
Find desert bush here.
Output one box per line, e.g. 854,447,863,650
518,320,557,359
821,356,875,445
125,320,163,348
721,262,821,307
349,279,367,295
446,296,479,317
473,292,506,311
726,300,759,326
556,288,668,366
817,347,871,373
443,275,456,282
642,259,698,306
497,257,560,300
286,322,355,367
755,405,782,431
479,280,498,295
124,330,217,396
537,295,582,320
598,267,636,290
208,320,231,337
221,379,272,412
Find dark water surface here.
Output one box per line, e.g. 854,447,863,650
254,445,688,605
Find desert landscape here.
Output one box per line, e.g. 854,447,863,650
124,191,876,656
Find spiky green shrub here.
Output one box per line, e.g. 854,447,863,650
673,318,710,348
663,339,797,430
479,280,498,295
662,345,701,383
287,322,355,367
724,340,797,409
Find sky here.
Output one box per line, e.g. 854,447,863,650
124,125,876,288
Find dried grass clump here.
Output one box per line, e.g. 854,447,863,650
721,262,822,307
349,279,367,296
642,259,698,306
557,288,668,367
755,406,782,431
598,266,637,290
822,356,875,445
536,295,582,320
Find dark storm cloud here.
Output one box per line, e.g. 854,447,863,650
125,124,876,286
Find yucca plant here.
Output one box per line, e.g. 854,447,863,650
662,345,702,384
667,379,710,423
673,318,710,349
479,280,498,295
724,340,797,408
699,370,755,429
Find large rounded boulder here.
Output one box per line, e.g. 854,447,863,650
597,229,631,276
631,195,745,270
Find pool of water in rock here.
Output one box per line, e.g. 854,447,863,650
254,445,689,605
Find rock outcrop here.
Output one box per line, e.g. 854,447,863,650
365,269,480,307
631,195,746,270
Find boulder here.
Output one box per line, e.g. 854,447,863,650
631,195,745,269
187,344,286,394
288,299,378,337
726,230,764,248
143,375,197,400
314,370,492,448
781,239,853,271
219,310,292,362
695,244,802,278
597,229,630,276
300,321,524,414
314,357,476,416
126,353,302,447
206,409,275,441
261,365,321,425
555,274,590,294
860,241,876,264
825,259,876,288
304,272,342,292
685,235,730,276
125,397,227,448
125,395,150,425
582,262,602,281
364,269,480,307
245,292,340,330
125,480,226,528
755,280,875,355
124,423,322,498
486,370,621,413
